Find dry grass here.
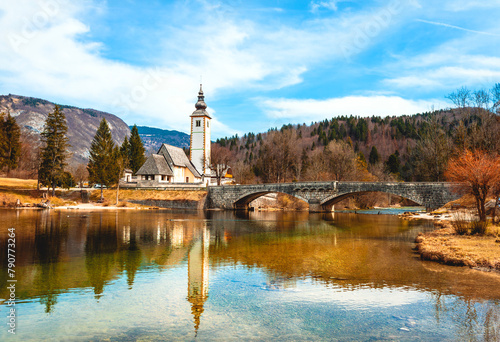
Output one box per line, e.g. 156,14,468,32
0,177,37,189
416,226,500,270
89,189,207,203
277,193,308,211
0,190,74,207
0,191,39,206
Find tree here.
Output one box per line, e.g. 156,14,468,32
445,150,500,222
324,140,356,181
111,146,125,205
385,151,401,177
0,111,21,174
71,163,89,189
128,125,145,174
368,146,380,165
210,144,232,186
39,105,70,196
87,119,117,201
411,117,453,181
120,136,131,169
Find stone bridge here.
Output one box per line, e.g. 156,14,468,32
207,181,460,212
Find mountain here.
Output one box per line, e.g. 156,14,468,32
135,126,190,154
0,94,130,166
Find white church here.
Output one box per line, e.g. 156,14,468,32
124,85,232,187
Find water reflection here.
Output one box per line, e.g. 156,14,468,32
0,209,499,341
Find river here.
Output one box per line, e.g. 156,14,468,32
0,209,499,341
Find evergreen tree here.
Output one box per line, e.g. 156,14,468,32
39,105,70,196
0,111,21,174
368,146,380,165
120,136,131,169
87,119,116,201
385,151,401,176
128,125,145,174
111,146,125,205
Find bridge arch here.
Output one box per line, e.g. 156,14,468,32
319,190,423,211
233,191,309,210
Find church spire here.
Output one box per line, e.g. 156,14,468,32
195,84,207,110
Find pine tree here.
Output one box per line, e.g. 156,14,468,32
39,105,70,196
128,125,145,174
87,119,116,201
368,146,380,165
119,136,131,172
0,111,21,174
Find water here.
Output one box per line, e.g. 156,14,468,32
0,209,499,341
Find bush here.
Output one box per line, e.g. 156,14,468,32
450,211,470,235
470,220,488,235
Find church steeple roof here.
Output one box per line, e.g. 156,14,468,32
191,84,211,118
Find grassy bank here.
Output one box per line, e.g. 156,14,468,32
416,223,500,271
0,177,38,189
0,178,208,208
90,189,207,202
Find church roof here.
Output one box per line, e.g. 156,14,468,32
136,154,173,176
191,84,211,118
159,144,201,178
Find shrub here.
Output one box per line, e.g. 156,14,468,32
470,220,488,235
450,211,470,235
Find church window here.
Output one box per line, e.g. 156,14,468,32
207,121,209,127
196,120,201,127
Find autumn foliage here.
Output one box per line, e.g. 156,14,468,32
445,150,500,221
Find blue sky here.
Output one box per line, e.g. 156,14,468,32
0,0,499,138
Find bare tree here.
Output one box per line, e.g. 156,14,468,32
324,140,356,181
412,117,453,181
231,161,255,184
210,144,232,185
446,86,472,108
71,163,89,189
445,150,500,222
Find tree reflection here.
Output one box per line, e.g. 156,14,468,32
33,211,68,313
85,214,118,299
117,229,142,290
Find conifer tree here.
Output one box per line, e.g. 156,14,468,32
0,111,21,174
111,146,125,205
87,119,116,201
128,125,145,174
368,146,380,165
120,136,131,168
39,105,70,196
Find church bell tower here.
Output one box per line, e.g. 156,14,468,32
189,84,211,176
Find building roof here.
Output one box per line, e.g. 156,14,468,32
158,144,201,178
190,84,211,118
136,154,173,176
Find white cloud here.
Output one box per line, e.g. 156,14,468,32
310,1,341,12
0,0,418,137
258,95,445,121
445,0,500,12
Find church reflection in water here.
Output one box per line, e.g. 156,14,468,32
186,226,210,334
2,210,500,340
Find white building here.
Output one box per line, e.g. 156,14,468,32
189,84,211,176
126,85,233,187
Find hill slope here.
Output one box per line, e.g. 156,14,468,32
0,94,131,165
134,126,190,154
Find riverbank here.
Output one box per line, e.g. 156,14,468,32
0,177,208,209
415,223,500,272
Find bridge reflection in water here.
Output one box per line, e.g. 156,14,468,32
1,210,499,340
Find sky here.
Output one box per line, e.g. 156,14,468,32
0,0,499,138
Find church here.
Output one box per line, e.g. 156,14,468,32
125,85,231,187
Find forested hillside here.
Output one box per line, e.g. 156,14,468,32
216,85,500,185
